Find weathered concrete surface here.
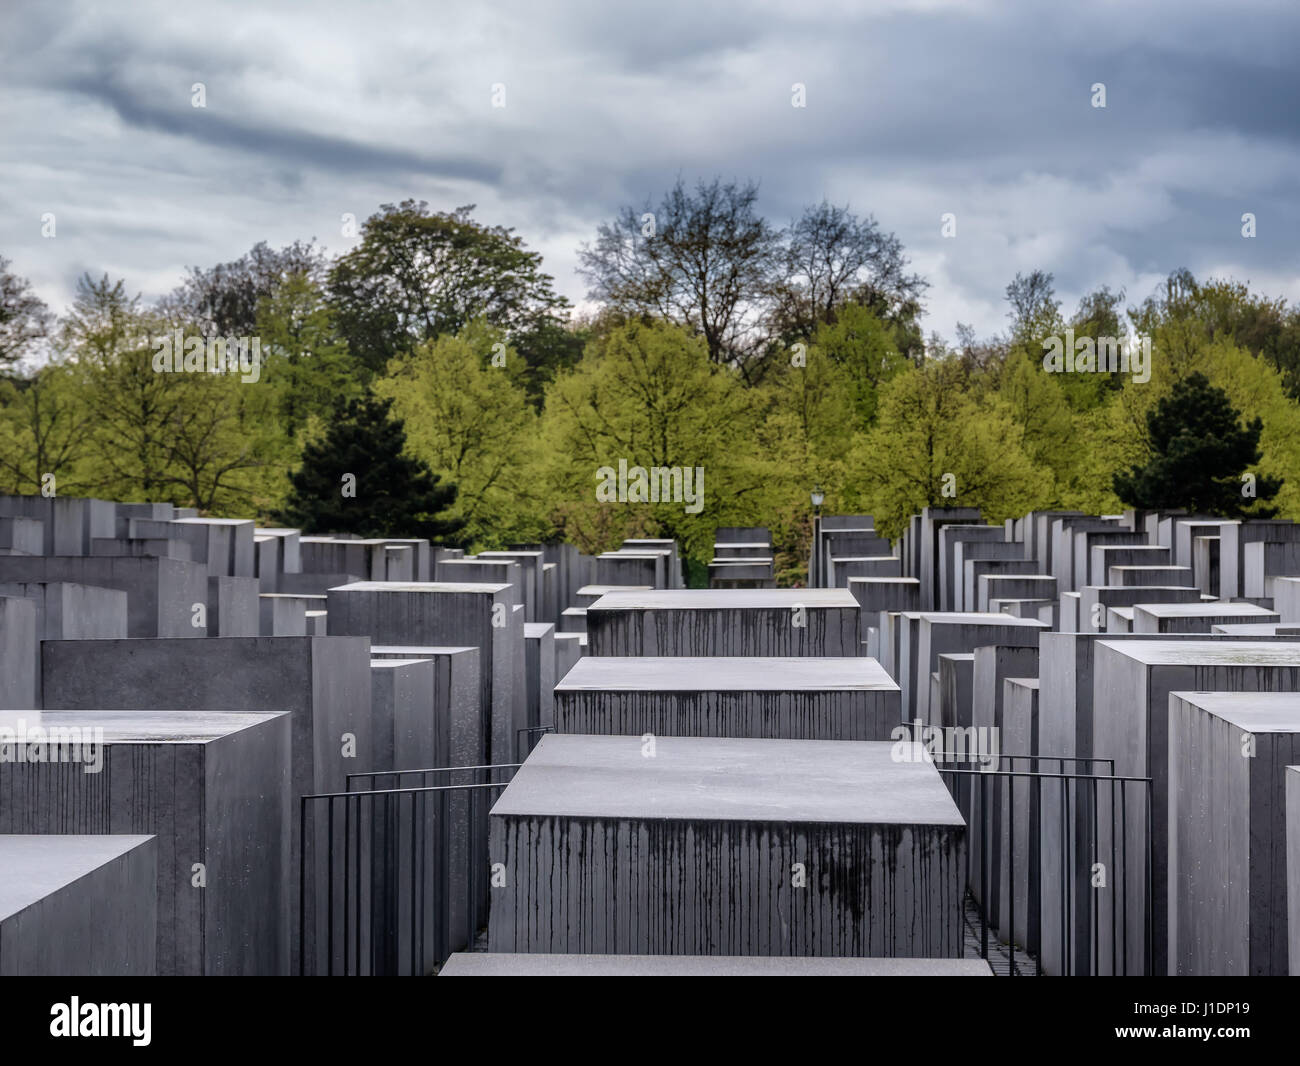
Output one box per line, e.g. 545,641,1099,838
937,653,973,734
1132,601,1279,634
523,623,556,733
0,597,38,710
1289,765,1300,975
0,555,206,637
1076,585,1203,633
587,589,859,658
440,953,993,976
0,709,291,976
0,582,126,704
1092,640,1300,975
1167,691,1300,975
1109,565,1195,588
488,734,965,957
207,576,259,636
369,644,483,953
969,644,1037,918
0,834,157,975
555,656,900,741
910,613,1046,725
326,581,523,764
999,677,1040,955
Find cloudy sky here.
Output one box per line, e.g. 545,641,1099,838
2,0,1297,342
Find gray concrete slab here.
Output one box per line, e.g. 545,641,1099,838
1167,691,1300,975
554,656,900,741
326,581,523,764
1093,640,1300,975
0,596,36,710
0,709,291,975
586,589,860,657
488,734,964,957
439,953,993,976
0,834,157,976
1132,601,1279,634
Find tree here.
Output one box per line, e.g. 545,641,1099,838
578,178,779,374
538,319,760,561
0,361,95,495
274,394,464,541
1113,372,1282,516
374,320,544,548
328,201,569,375
0,256,52,370
844,358,1044,537
811,302,910,427
768,200,926,349
1005,270,1062,342
253,271,361,440
162,239,328,336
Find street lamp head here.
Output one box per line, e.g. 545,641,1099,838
810,487,824,508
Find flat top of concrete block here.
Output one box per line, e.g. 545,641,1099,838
983,573,1054,582
828,555,898,563
330,581,511,595
1111,607,1134,619
1097,640,1300,666
1212,624,1293,635
576,585,653,595
371,645,477,655
938,653,975,663
1006,677,1039,689
438,953,992,976
1111,565,1192,571
712,542,769,549
1170,690,1300,732
597,551,667,559
370,658,433,669
1134,602,1279,618
555,656,898,692
0,709,285,743
847,577,918,585
492,734,963,826
623,539,677,546
561,607,587,615
919,612,1048,627
171,516,253,526
590,589,857,610
554,632,587,644
254,528,300,536
524,623,554,638
0,835,156,922
260,592,327,600
477,550,544,559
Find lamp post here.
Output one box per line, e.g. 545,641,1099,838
810,486,824,587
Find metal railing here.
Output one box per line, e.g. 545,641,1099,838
933,751,1153,975
297,762,519,976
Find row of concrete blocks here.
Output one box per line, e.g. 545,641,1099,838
474,584,984,972
1,573,595,976
709,526,775,589
929,629,1300,976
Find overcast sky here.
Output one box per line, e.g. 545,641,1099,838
2,0,1297,342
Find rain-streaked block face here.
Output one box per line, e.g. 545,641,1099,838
488,734,965,958
553,655,900,741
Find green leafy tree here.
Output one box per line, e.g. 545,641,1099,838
329,201,569,376
1113,371,1283,517
274,394,464,541
844,358,1044,538
374,320,544,548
